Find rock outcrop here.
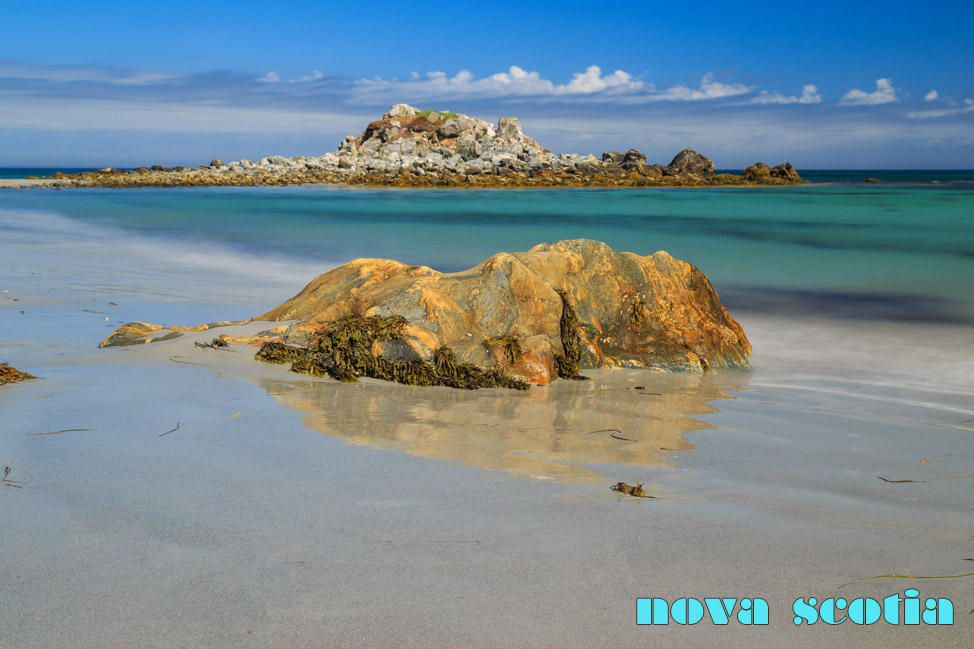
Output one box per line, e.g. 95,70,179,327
44,104,803,189
0,362,35,384
741,161,802,184
101,240,751,388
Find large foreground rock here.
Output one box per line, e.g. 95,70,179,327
101,240,750,387
264,240,751,386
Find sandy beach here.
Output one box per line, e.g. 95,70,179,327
5,0,974,643
3,244,972,648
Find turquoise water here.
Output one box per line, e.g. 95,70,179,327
3,178,973,649
2,183,973,325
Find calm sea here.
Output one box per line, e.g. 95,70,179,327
2,179,972,324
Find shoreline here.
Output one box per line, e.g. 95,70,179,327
2,170,804,190
3,307,971,648
2,183,971,646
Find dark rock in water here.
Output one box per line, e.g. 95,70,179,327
770,162,801,182
742,162,802,184
667,148,716,179
742,162,770,180
865,177,881,183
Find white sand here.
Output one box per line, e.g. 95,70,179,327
2,304,972,647
0,178,71,188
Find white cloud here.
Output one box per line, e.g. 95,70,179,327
750,84,821,105
560,66,644,94
841,78,899,105
257,72,280,83
352,67,752,103
354,66,555,100
290,70,324,83
908,98,974,119
924,90,939,102
651,73,752,102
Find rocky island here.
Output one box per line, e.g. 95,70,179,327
100,240,751,388
38,104,802,189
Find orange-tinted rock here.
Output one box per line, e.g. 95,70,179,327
0,362,36,384
253,240,750,385
98,320,242,347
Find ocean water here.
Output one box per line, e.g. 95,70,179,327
3,182,973,647
0,167,97,179
2,181,973,319
3,180,973,402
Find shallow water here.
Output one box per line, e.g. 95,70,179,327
2,184,972,647
3,183,973,320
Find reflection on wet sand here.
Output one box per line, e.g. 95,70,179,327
253,369,749,485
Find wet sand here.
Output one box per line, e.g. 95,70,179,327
0,178,70,188
2,312,972,647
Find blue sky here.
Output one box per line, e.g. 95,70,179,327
2,0,972,168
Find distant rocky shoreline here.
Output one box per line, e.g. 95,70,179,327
31,103,803,189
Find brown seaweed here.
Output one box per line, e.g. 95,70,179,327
553,291,587,380
259,315,528,390
195,337,229,350
630,298,646,328
611,482,656,498
484,335,523,365
255,341,306,364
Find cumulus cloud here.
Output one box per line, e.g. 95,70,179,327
352,67,751,103
841,78,899,105
354,66,554,99
257,72,280,83
561,66,644,94
750,84,821,105
924,90,939,102
651,73,752,101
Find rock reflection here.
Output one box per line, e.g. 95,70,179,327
253,369,749,484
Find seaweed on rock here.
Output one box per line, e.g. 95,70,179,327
260,315,528,390
629,298,646,328
484,335,523,365
433,345,460,377
255,341,306,365
553,291,587,380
